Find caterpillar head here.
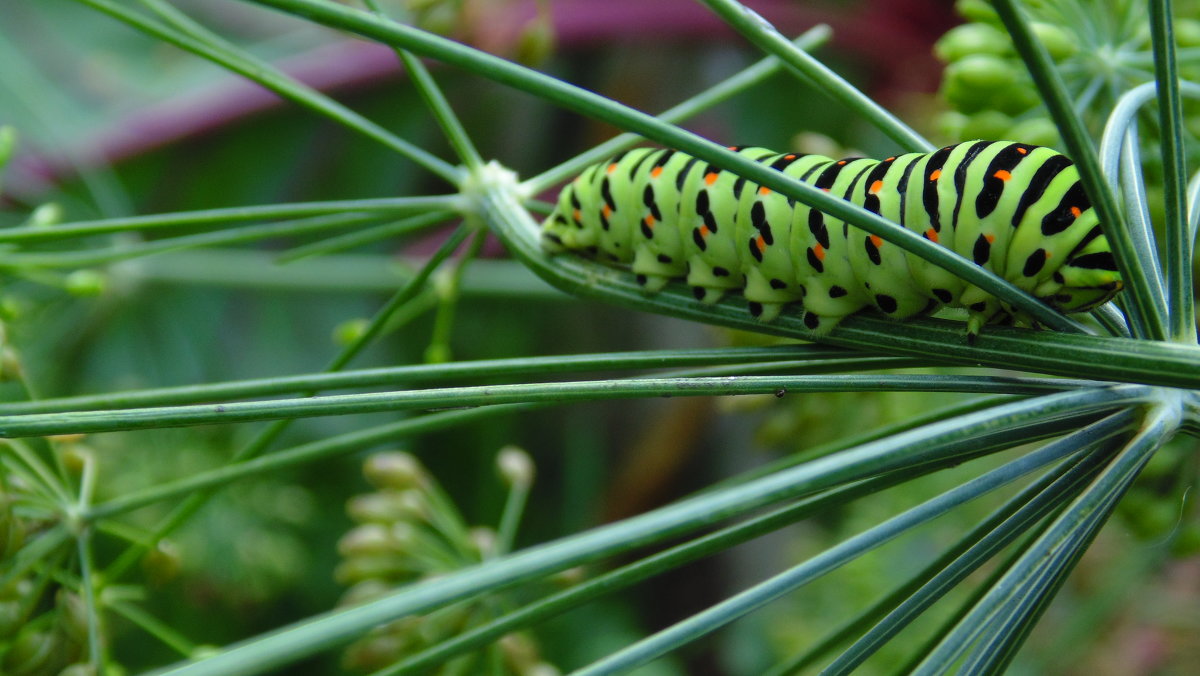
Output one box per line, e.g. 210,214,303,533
541,184,598,255
1036,236,1123,314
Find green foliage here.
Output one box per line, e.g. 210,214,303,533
0,1,1196,675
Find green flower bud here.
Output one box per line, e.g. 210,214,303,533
332,318,370,347
142,539,183,586
1004,117,1061,148
0,127,16,171
337,524,396,557
943,54,1020,113
496,445,535,489
960,110,1013,141
363,451,425,491
346,490,427,524
338,579,393,607
956,0,999,24
934,23,1012,63
3,626,68,676
56,591,89,645
333,554,416,585
515,13,556,66
26,203,63,228
1029,22,1079,61
65,270,106,297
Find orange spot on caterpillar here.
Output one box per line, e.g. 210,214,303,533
837,160,847,165
814,243,826,261
727,145,738,151
985,233,996,243
573,209,581,222
821,188,831,193
784,154,797,160
607,163,618,173
650,166,663,178
869,180,883,194
704,173,719,186
869,235,883,248
929,169,942,181
1044,250,1052,259
755,235,766,252
993,170,1012,181
699,225,710,238
925,228,939,243
758,186,771,195
1016,147,1028,155
643,215,656,228
602,205,612,219
885,156,896,162
1070,206,1082,218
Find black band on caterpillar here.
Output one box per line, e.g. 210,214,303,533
541,141,1123,337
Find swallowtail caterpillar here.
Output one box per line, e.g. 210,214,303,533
540,140,1123,339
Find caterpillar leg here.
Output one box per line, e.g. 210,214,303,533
748,301,785,321
687,256,743,305
634,273,672,293
801,311,847,335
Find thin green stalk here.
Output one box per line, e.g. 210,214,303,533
275,210,456,263
74,0,460,183
813,420,1128,675
425,230,485,362
1,212,389,269
329,225,472,371
522,25,832,194
250,0,1085,333
2,440,72,507
363,0,483,170
86,404,535,522
1149,0,1195,341
109,600,197,657
1187,169,1200,242
1091,303,1131,338
911,403,1180,673
571,416,1126,676
0,196,461,244
0,345,854,415
0,374,1098,438
992,0,1168,341
141,387,1144,676
76,526,107,669
695,0,932,153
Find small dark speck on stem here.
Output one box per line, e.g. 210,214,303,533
775,389,787,398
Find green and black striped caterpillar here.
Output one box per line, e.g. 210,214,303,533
541,140,1123,338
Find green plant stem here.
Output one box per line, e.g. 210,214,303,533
992,0,1167,341
76,526,107,670
247,0,1084,333
140,388,1143,676
0,375,1102,438
695,0,932,153
362,0,483,171
74,0,460,183
0,196,461,244
109,600,197,657
811,421,1126,676
522,25,832,194
1,212,390,269
480,178,1200,387
275,210,456,263
910,403,1179,673
425,229,485,363
0,522,70,589
87,404,533,523
574,413,1129,676
1148,0,1195,342
0,345,861,414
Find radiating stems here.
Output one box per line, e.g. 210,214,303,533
522,25,832,194
571,414,1128,676
993,0,1168,341
910,403,1179,673
74,0,459,183
425,230,485,362
695,0,932,153
1148,0,1195,342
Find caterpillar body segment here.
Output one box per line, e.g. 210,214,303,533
540,140,1123,338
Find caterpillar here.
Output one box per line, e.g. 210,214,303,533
540,140,1123,339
